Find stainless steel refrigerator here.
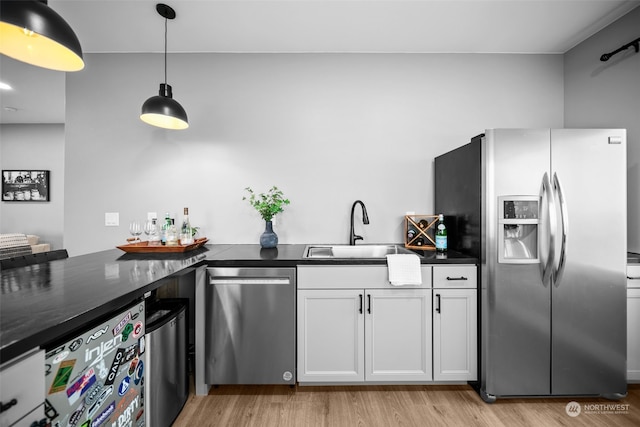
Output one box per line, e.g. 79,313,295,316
435,128,627,401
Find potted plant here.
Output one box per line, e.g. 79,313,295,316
243,186,290,248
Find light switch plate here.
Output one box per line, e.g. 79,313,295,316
105,212,119,226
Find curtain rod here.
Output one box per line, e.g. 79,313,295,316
600,37,640,61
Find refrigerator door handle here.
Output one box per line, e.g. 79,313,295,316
553,172,568,285
540,172,556,285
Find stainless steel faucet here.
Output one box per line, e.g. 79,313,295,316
349,200,370,245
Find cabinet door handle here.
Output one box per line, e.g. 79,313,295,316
359,294,363,314
436,294,441,313
367,294,372,314
0,399,17,413
446,276,468,281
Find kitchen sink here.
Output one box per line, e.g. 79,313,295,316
303,244,415,259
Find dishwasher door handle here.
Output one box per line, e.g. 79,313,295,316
210,278,291,285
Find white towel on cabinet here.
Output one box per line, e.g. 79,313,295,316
386,254,422,286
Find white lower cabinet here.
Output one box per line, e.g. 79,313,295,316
628,263,640,382
433,288,477,381
0,348,45,427
297,265,433,383
629,288,640,382
297,264,478,384
297,288,432,382
432,265,478,382
297,289,365,382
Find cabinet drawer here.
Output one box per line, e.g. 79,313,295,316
628,265,640,289
298,265,432,289
0,348,44,427
433,265,477,289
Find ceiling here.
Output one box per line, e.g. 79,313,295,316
1,0,639,124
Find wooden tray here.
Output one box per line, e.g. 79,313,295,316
117,237,208,253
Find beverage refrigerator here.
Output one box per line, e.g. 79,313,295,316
44,300,146,426
435,128,627,402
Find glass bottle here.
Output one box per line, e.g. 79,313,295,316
181,207,193,245
166,218,179,246
161,212,171,245
435,214,447,253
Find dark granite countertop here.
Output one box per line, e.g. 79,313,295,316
1,243,477,363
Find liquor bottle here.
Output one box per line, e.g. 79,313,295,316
181,207,193,245
435,214,447,253
161,212,171,245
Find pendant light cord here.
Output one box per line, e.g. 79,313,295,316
163,15,168,85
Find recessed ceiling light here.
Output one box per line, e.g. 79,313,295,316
0,81,12,90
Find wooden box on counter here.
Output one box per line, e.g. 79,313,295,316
404,214,439,250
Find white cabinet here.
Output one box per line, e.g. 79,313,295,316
628,264,640,382
432,265,477,381
297,289,365,382
0,348,44,427
365,289,431,381
297,265,432,383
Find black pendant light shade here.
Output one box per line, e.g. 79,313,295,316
0,0,84,72
141,83,189,130
140,3,189,130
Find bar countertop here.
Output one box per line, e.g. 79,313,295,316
0,244,476,363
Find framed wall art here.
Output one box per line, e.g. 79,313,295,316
2,170,50,202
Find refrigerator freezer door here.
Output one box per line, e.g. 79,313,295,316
550,129,627,396
483,128,552,397
44,301,146,427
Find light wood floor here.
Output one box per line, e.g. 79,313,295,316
173,383,640,427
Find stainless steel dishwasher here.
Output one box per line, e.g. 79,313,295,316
205,267,296,384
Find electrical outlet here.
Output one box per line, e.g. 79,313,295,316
105,212,119,226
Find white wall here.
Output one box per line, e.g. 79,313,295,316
564,7,640,252
0,124,65,249
64,52,563,255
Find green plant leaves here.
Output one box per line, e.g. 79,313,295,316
243,186,290,221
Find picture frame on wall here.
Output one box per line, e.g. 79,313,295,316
2,170,50,202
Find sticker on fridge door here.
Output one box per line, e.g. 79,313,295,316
91,401,115,427
69,337,84,352
118,376,131,396
112,312,132,336
49,359,76,394
52,350,70,364
121,323,134,341
113,388,140,425
83,380,104,406
132,321,143,339
133,360,143,385
68,401,87,427
86,325,109,344
86,385,113,419
66,367,96,405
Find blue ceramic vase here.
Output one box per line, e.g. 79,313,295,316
260,220,278,248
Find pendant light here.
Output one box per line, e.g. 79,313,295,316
140,3,189,130
0,0,84,72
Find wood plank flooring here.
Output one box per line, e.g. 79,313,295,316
173,383,640,427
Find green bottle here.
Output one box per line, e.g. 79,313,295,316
435,214,447,253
